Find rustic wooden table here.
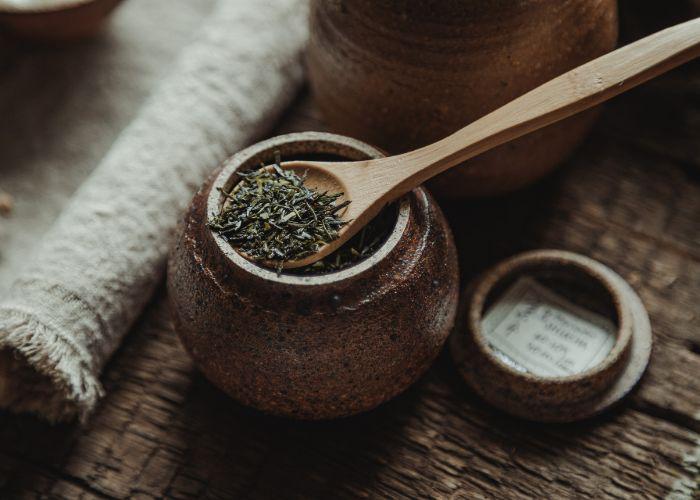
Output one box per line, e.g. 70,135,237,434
1,6,699,500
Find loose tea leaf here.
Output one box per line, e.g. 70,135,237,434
0,190,13,217
289,209,393,275
209,155,351,271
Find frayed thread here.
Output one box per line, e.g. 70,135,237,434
0,308,104,423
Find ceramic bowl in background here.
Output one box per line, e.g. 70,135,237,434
0,0,122,41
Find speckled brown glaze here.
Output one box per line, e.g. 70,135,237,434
308,0,618,199
450,250,652,422
167,132,459,420
0,0,122,41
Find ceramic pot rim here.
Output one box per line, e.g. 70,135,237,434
207,132,411,286
468,249,633,386
0,0,98,14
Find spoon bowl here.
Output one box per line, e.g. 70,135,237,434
259,159,366,268
231,160,359,268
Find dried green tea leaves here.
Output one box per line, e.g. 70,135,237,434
209,158,350,270
292,212,389,274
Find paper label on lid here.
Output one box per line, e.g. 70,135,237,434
482,277,616,378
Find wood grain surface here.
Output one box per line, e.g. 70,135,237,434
1,5,699,500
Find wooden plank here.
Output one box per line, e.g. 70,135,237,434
0,295,697,499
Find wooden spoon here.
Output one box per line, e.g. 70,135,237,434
270,17,700,269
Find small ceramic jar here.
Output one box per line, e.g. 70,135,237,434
168,132,459,420
451,250,652,422
308,0,618,198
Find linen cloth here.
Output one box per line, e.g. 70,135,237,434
0,0,308,422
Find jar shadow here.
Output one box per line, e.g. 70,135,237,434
179,370,424,497
440,173,562,283
433,343,637,458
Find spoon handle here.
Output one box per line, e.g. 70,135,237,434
382,17,700,192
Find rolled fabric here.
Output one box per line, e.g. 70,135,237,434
0,0,308,422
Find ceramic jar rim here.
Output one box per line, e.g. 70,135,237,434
468,249,633,386
207,132,411,286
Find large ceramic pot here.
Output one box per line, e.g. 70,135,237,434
168,132,459,420
308,0,618,198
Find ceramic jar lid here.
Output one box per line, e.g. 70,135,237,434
451,250,652,422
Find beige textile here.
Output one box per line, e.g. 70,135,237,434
0,0,308,422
